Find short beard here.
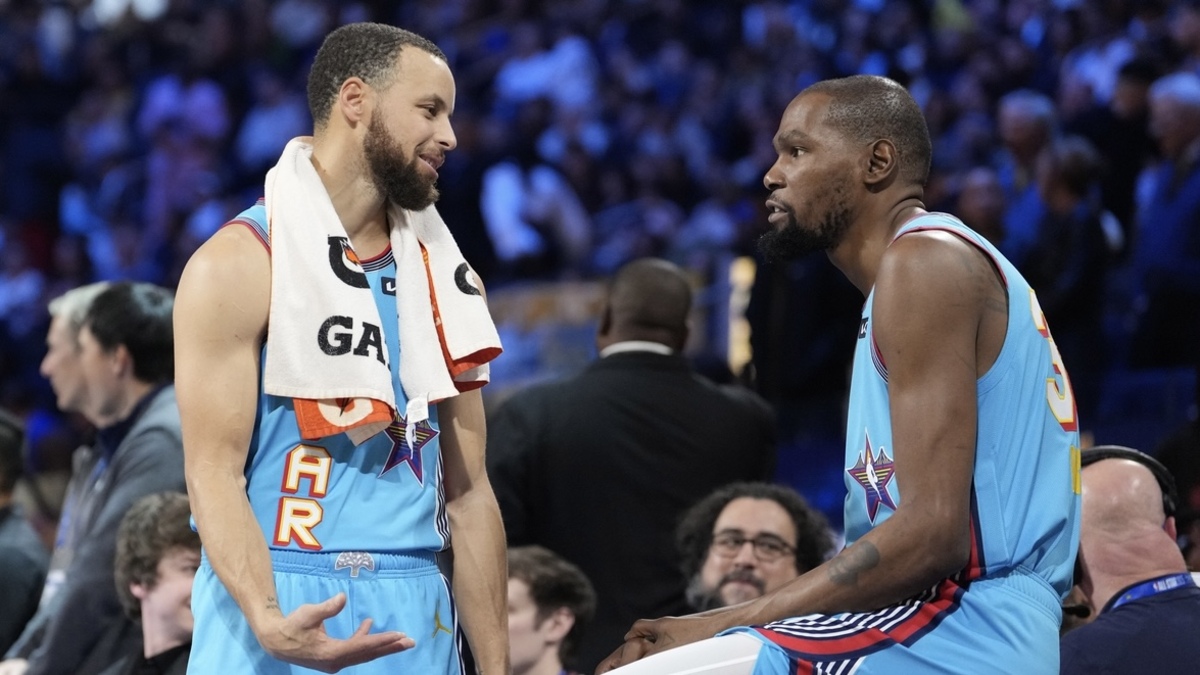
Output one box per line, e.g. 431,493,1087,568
684,569,766,612
758,189,852,263
363,113,439,210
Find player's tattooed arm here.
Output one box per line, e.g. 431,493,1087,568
266,596,280,612
827,541,882,586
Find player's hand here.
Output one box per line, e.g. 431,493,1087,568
595,614,725,673
0,659,29,675
257,592,415,673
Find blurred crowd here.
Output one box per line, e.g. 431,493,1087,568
0,0,1198,518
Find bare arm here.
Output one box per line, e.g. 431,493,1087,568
175,226,411,672
440,389,510,675
600,231,992,668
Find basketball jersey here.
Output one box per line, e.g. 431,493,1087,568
844,213,1081,599
230,200,450,554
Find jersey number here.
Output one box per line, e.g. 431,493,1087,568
1029,290,1077,431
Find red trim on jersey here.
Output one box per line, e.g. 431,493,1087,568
871,332,888,374
964,488,987,580
358,245,393,265
221,219,270,251
755,578,965,661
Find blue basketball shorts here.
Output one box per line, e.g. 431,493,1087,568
189,548,464,675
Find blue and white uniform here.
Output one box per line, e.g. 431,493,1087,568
189,200,463,675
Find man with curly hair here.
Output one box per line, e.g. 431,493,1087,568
675,483,834,612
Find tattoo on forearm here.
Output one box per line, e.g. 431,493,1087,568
266,596,280,612
827,541,881,586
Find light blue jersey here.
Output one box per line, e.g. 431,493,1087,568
843,213,1080,595
729,213,1081,674
231,200,450,555
189,201,463,675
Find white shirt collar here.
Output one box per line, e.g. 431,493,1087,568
599,340,674,358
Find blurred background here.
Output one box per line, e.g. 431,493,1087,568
0,0,1197,531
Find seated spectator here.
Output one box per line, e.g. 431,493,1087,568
98,491,199,675
675,482,834,612
1061,445,1200,673
2,282,185,675
508,545,597,675
0,409,48,655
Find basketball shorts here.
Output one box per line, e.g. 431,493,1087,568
189,548,463,675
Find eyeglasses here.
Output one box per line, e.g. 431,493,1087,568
710,532,796,562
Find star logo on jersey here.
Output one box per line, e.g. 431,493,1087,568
847,433,897,523
380,414,437,483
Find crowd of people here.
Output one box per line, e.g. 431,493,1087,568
1,0,1198,468
0,0,1197,674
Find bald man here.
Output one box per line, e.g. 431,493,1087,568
487,257,777,672
1061,447,1200,674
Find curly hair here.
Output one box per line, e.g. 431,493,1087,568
676,482,834,581
508,545,597,665
307,22,447,129
114,492,199,620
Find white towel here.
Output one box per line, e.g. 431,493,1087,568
263,137,501,447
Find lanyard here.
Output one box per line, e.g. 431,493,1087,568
1105,573,1196,613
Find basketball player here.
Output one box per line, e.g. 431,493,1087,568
600,75,1081,674
174,23,508,674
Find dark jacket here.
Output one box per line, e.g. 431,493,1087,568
487,351,776,671
0,505,49,654
7,386,185,675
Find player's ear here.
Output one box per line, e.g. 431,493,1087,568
864,139,897,188
337,76,370,127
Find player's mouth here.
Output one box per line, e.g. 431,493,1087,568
419,152,444,177
766,199,790,225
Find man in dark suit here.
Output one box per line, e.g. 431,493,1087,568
487,257,777,672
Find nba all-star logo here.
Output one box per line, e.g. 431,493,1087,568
848,433,897,523
381,414,437,483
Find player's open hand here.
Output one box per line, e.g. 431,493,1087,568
595,613,726,672
258,592,415,673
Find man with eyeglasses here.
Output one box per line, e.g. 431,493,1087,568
676,483,834,612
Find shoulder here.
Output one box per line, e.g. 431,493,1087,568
0,523,48,570
493,378,571,414
132,387,181,432
176,222,271,336
709,380,775,420
875,228,996,316
879,227,983,281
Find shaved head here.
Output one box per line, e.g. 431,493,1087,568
1082,459,1169,535
1077,455,1187,611
599,258,692,351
